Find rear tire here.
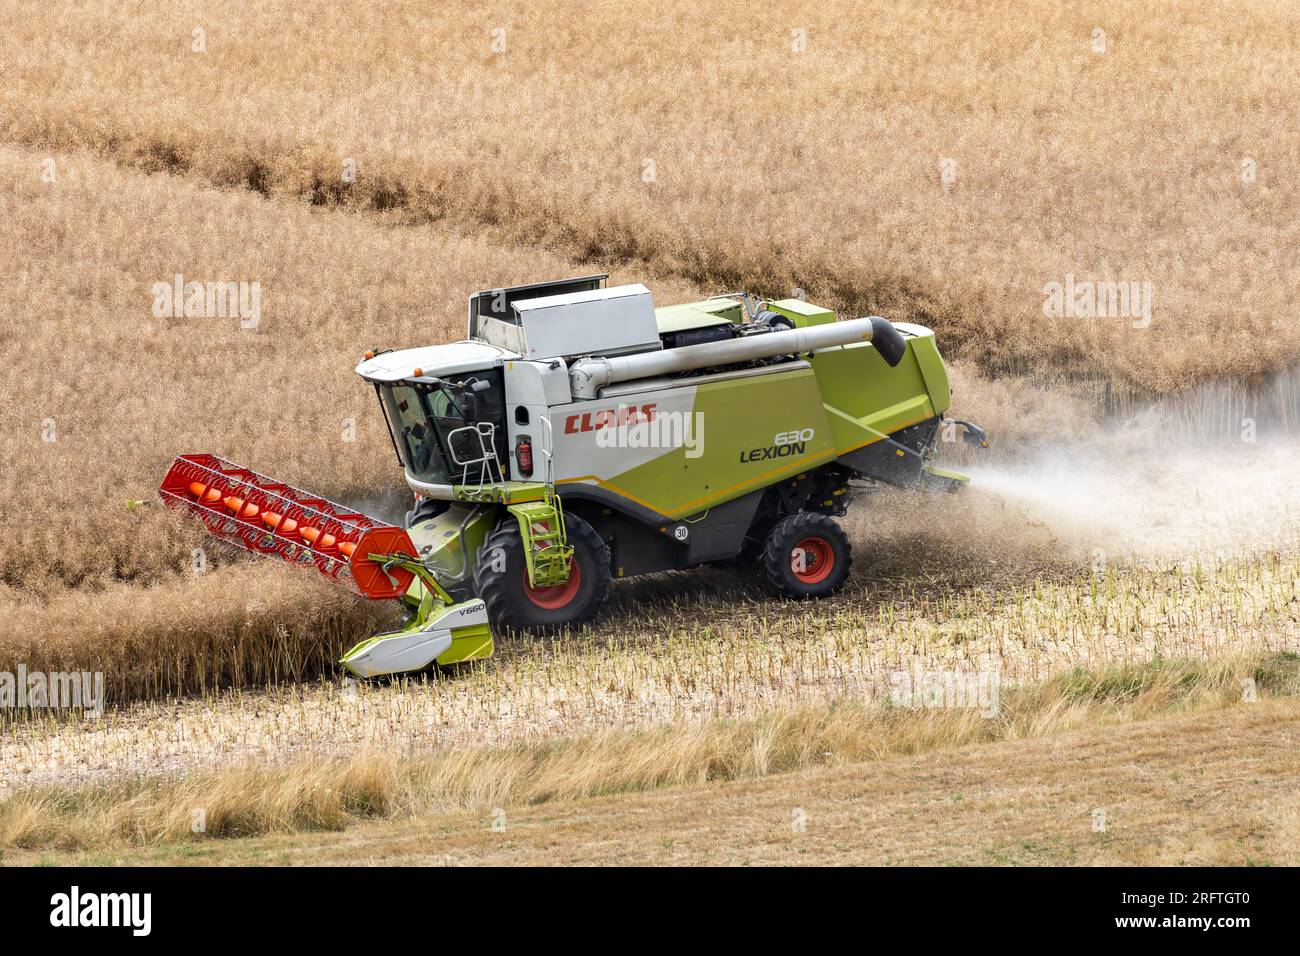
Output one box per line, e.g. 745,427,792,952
473,512,612,634
761,513,852,598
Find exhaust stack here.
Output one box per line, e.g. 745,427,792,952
569,316,907,398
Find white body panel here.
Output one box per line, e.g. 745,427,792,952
345,632,454,679
547,385,700,483
512,284,662,360
502,360,570,480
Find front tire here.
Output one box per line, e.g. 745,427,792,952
761,513,852,598
473,512,612,634
405,495,450,529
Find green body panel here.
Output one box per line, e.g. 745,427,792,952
435,622,493,664
554,326,956,520
910,333,953,418
767,298,837,327
654,299,740,333
808,333,945,454
404,504,495,602
454,480,547,505
921,464,970,487
578,366,837,519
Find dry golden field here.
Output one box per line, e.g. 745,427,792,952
3,0,1300,393
14,698,1300,866
2,0,1299,862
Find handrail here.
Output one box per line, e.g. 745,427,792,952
539,415,556,490
446,422,504,490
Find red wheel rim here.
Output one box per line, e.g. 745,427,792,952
522,559,582,609
791,536,834,584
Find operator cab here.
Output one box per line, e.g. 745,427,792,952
379,370,508,485
356,341,516,494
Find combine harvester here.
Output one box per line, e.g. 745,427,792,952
160,276,986,678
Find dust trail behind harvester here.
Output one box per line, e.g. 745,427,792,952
846,368,1300,582
963,444,1300,561
959,368,1300,563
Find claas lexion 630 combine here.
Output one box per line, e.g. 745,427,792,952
160,275,986,678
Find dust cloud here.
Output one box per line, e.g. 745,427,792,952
960,370,1300,562
963,442,1300,561
853,369,1300,577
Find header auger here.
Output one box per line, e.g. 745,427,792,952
159,453,492,676
160,276,986,678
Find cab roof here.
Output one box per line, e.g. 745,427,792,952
354,341,520,383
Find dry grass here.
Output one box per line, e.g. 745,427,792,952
108,698,1290,867
0,566,392,702
3,653,1294,851
0,144,696,597
3,0,1298,393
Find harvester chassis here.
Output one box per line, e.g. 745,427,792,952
158,274,985,678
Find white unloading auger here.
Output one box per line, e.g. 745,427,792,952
567,316,907,399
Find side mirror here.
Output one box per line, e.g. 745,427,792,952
460,391,479,422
